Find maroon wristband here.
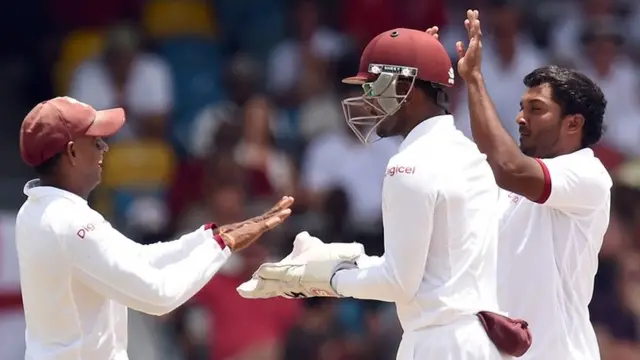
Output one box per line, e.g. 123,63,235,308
204,223,226,249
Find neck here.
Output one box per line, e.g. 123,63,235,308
39,176,90,200
401,110,445,138
543,143,582,159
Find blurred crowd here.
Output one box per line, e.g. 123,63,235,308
0,0,640,359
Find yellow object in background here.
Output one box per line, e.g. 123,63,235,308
143,0,217,40
54,29,105,95
101,140,177,189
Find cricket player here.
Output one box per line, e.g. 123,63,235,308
239,28,531,359
456,10,612,359
16,96,293,360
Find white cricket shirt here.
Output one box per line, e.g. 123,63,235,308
497,148,612,360
332,115,502,332
16,180,231,360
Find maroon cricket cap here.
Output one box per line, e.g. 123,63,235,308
343,28,454,87
20,97,125,167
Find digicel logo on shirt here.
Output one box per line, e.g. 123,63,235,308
76,223,97,239
386,165,416,177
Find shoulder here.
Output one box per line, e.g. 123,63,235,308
16,197,104,252
385,150,437,197
44,199,105,241
541,150,612,190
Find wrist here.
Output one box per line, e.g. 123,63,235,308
467,71,484,85
205,223,231,251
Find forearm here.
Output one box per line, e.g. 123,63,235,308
151,235,230,311
73,226,230,313
331,260,403,303
141,232,209,269
467,74,524,173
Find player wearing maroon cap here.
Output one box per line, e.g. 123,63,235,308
15,96,293,360
238,28,530,359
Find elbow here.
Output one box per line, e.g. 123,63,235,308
136,302,179,317
489,157,527,189
142,283,182,312
387,276,419,303
147,306,177,317
138,287,181,316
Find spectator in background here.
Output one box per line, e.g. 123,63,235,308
177,181,246,237
297,55,344,142
550,0,618,64
189,53,263,159
607,251,640,359
69,22,173,140
266,0,347,103
235,97,295,199
453,0,547,139
576,18,640,158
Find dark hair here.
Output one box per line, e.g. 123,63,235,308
523,65,606,148
33,153,62,176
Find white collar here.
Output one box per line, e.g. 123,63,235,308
400,115,455,151
23,179,87,205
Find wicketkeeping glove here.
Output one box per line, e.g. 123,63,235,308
236,231,364,299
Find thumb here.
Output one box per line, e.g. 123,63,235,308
456,41,466,59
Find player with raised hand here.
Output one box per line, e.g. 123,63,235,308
457,9,611,360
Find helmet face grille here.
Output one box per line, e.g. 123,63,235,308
341,68,417,144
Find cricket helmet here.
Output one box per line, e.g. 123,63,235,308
341,28,454,143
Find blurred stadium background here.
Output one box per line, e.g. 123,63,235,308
0,0,639,359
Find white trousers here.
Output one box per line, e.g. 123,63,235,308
396,317,512,360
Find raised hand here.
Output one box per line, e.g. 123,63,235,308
456,9,483,80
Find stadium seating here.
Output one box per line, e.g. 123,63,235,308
157,37,225,156
54,29,105,95
142,0,217,40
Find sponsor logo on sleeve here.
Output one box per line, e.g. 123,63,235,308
386,165,416,177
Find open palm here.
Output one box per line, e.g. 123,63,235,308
456,9,484,80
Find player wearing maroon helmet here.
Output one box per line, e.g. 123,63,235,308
239,27,530,359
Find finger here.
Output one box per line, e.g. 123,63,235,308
263,196,295,217
474,17,483,40
456,41,466,59
464,19,471,38
260,209,292,231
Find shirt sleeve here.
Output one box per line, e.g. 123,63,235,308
63,218,230,316
535,156,612,213
331,169,436,302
